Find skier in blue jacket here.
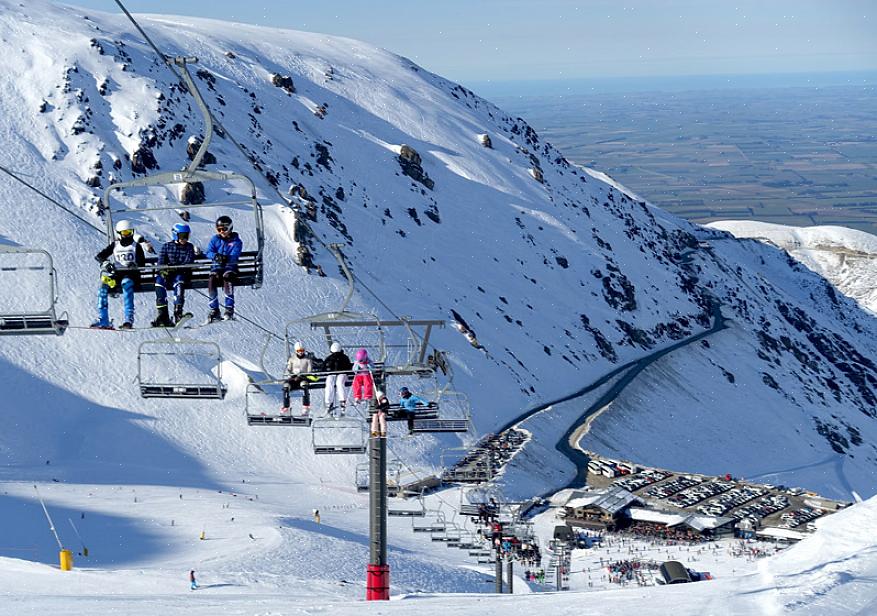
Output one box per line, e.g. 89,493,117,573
399,386,433,434
151,222,196,327
205,215,243,322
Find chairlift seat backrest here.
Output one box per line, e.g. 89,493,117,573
311,416,367,455
0,248,67,336
137,338,226,400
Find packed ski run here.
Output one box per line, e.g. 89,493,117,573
1,1,876,614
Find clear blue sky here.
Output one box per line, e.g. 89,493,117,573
67,1,876,83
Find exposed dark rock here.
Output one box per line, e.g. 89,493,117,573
314,143,332,170
180,181,205,205
398,144,434,190
271,73,295,94
131,145,157,173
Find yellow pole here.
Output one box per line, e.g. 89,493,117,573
59,549,73,571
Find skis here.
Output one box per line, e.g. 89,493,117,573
89,314,192,332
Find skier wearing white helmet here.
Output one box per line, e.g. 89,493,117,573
91,220,146,329
322,342,353,415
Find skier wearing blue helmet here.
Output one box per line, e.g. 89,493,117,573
151,222,197,327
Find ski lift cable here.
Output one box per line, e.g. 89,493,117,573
0,164,105,234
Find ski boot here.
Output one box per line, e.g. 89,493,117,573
206,308,222,324
223,307,235,321
120,322,133,330
90,320,113,330
174,304,193,324
151,307,174,328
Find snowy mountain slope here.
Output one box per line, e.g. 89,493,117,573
709,220,877,315
0,0,876,602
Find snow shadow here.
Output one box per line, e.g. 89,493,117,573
0,357,220,489
0,493,169,567
282,517,411,555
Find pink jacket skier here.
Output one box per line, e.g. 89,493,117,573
351,348,375,402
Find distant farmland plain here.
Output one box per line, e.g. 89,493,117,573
495,83,877,235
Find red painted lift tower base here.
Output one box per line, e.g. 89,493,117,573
366,564,390,600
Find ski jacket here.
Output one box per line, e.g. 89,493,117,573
158,240,196,267
352,359,374,375
96,238,145,286
400,394,429,411
205,231,243,272
322,351,353,373
286,351,315,376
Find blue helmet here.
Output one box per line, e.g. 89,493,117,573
172,222,191,241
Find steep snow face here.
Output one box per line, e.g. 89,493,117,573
709,220,877,315
0,0,875,504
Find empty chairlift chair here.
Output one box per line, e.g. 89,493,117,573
137,338,227,399
412,509,447,534
311,416,367,455
0,247,68,335
388,492,426,517
356,461,403,496
245,381,312,426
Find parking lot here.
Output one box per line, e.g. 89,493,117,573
582,453,846,532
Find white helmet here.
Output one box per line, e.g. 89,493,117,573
115,220,135,237
294,341,305,352
330,342,342,353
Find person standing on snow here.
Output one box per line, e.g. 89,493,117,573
151,222,196,327
322,342,353,415
350,348,375,403
282,341,315,412
92,220,145,329
205,215,242,323
189,569,198,590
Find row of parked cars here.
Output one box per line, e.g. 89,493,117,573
614,468,671,492
697,486,766,517
645,475,703,499
666,480,735,508
730,494,790,522
779,506,824,529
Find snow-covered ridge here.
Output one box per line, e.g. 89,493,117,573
709,220,877,315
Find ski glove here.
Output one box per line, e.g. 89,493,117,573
213,254,228,266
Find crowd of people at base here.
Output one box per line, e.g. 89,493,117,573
523,569,546,584
92,215,242,329
606,559,659,585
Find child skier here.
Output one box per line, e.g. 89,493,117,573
350,348,375,403
205,215,242,322
371,390,389,437
151,222,196,327
91,220,146,329
189,569,198,590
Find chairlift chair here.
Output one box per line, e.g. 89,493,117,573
0,247,68,335
412,509,447,533
245,380,312,426
411,389,472,434
388,492,426,517
101,58,264,294
356,461,403,496
137,338,226,399
311,416,367,454
440,446,493,484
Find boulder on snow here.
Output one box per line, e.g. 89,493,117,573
131,145,157,174
186,136,217,165
180,181,205,205
478,133,493,149
529,167,544,184
270,73,295,94
398,144,434,190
